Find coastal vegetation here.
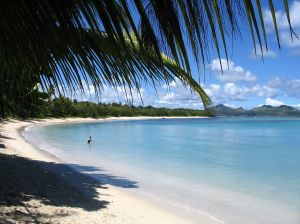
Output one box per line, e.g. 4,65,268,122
0,1,295,119
4,95,212,118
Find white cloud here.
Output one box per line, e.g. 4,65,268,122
61,74,300,109
264,1,300,30
250,45,277,58
210,58,256,82
265,98,284,106
54,82,96,101
99,86,145,104
62,79,206,109
223,83,247,100
221,83,277,101
150,80,271,108
264,1,300,49
162,80,178,89
268,77,300,98
157,81,277,106
292,103,300,109
250,84,278,97
203,84,225,104
154,79,204,109
280,31,300,48
63,81,148,105
114,77,299,108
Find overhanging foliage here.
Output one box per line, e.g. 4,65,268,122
0,0,296,117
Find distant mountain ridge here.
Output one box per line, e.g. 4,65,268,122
213,104,300,117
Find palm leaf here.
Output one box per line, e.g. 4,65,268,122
0,0,295,112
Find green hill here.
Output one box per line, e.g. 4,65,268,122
213,104,300,117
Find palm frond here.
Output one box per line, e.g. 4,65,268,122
139,0,297,66
0,0,295,111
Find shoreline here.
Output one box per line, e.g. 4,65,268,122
0,117,213,224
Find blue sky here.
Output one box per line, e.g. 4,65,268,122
77,1,300,109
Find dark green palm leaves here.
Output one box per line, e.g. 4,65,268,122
0,0,295,110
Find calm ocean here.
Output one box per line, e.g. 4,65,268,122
23,117,300,224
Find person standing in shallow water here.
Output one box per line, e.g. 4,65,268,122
87,136,92,144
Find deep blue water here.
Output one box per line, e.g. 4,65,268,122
23,117,300,224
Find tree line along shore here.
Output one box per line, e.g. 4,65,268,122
2,95,213,119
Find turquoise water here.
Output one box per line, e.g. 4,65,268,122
23,117,300,224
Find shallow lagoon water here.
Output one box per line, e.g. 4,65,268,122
24,117,300,224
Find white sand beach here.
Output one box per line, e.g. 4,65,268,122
0,117,213,224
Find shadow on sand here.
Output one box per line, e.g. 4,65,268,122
0,153,139,223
